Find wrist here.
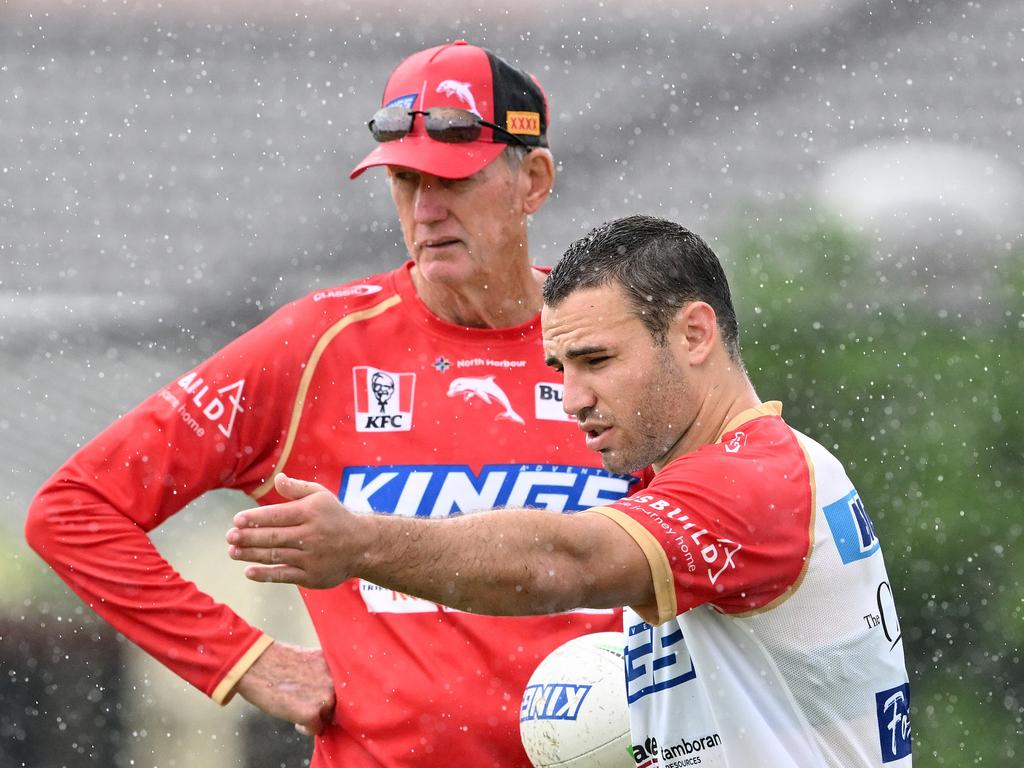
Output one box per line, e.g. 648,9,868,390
348,508,384,579
228,635,276,703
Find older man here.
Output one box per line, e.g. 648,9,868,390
26,42,637,766
228,216,913,767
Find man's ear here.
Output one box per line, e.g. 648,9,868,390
676,302,718,364
520,149,555,215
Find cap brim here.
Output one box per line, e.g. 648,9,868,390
350,135,507,180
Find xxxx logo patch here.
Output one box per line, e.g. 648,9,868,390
506,111,541,136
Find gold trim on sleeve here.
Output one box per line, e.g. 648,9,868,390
730,431,818,618
212,633,275,705
251,294,403,499
590,506,677,625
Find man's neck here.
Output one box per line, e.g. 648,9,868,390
411,263,546,329
655,370,762,472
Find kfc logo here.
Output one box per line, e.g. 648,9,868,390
353,366,415,432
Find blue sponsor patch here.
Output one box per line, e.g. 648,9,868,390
823,489,880,564
875,683,912,762
339,463,638,517
520,683,592,721
385,93,417,110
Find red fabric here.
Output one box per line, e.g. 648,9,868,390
26,263,640,766
608,414,813,615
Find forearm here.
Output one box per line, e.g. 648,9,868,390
230,475,656,613
26,477,264,698
352,508,629,616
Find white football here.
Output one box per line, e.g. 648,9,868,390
520,631,632,768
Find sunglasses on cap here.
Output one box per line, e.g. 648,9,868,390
367,106,531,149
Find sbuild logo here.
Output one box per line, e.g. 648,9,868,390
169,371,245,438
353,366,415,432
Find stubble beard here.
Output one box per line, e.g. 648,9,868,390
602,346,689,475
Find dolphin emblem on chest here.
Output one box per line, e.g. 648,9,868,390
446,376,525,424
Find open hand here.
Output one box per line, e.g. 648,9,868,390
227,473,359,588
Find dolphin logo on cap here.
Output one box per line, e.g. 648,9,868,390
436,80,481,117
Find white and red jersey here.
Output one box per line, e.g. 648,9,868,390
26,262,640,767
595,403,911,768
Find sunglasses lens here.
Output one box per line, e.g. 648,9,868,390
368,107,414,142
423,108,482,143
367,107,486,144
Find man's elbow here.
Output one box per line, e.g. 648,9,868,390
24,481,85,563
25,487,60,561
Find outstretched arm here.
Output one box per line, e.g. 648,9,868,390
227,474,654,616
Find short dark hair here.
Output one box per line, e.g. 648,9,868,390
543,215,740,358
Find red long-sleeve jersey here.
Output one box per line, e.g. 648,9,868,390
26,262,639,766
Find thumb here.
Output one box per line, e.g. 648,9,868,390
274,473,330,500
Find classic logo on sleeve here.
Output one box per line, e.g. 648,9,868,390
724,430,747,454
353,366,415,432
312,284,382,301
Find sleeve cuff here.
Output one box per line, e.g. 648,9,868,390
211,633,275,705
590,507,678,626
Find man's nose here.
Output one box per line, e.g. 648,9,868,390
561,370,597,419
413,178,448,224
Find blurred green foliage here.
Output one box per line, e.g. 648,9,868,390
727,216,1023,764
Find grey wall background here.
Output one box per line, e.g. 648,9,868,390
3,0,1020,497
1,0,1021,765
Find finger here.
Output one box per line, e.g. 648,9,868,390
227,525,303,549
303,696,335,737
319,698,336,731
243,564,308,584
229,545,304,566
275,472,331,501
233,503,308,529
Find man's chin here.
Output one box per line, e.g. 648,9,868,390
599,451,640,476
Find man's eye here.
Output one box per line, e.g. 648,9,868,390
441,177,472,190
587,356,610,367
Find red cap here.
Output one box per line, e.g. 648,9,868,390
350,41,549,180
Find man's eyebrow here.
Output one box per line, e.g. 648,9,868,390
545,344,608,368
566,344,608,358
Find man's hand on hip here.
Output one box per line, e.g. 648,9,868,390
235,641,335,735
